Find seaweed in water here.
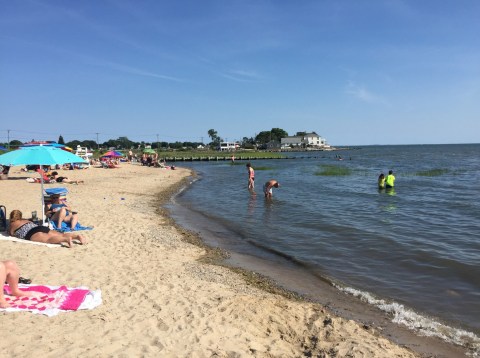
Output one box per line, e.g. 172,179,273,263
315,165,352,176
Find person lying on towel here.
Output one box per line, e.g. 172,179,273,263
8,210,86,247
50,171,84,184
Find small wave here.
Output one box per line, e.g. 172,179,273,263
334,284,480,356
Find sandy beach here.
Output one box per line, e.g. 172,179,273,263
0,163,421,357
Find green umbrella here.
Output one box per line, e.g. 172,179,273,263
143,149,156,154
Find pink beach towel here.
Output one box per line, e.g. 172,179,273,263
2,284,102,316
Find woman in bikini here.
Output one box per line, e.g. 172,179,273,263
8,210,86,247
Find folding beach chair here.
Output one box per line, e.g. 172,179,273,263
43,187,69,226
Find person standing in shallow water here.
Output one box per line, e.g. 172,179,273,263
246,163,255,190
378,173,385,189
263,179,280,198
386,170,395,188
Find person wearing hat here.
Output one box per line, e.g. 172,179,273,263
45,194,79,230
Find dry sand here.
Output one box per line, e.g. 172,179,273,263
0,163,419,357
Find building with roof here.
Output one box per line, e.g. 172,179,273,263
280,132,327,149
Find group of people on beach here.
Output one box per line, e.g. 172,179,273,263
246,163,280,198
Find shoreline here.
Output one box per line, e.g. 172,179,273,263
166,169,473,357
0,163,460,356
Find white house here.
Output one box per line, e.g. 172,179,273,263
281,132,326,148
218,142,239,151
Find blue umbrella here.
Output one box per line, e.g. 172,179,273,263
0,145,87,167
0,145,87,224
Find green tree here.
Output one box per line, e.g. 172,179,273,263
117,136,134,150
207,129,222,147
255,131,272,145
9,140,23,148
58,135,65,144
270,128,289,141
255,128,288,145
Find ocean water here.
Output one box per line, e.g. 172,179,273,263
168,144,480,352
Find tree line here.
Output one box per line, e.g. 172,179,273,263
2,128,312,151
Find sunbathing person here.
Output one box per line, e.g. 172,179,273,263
8,210,86,247
50,171,84,184
45,194,79,230
0,260,32,308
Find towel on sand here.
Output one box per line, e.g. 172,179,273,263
49,221,93,232
0,232,61,248
1,284,102,316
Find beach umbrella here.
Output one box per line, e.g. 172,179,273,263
0,145,87,224
21,142,73,152
101,150,123,158
143,148,156,154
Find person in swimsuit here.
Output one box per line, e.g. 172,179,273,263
0,260,32,308
246,163,255,190
263,179,280,198
50,171,84,184
378,173,385,189
46,194,79,230
8,210,86,247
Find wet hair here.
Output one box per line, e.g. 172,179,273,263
246,163,251,168
9,210,23,222
379,173,385,179
389,170,393,175
51,171,59,176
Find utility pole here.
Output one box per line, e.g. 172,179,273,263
7,129,10,150
95,132,99,150
156,134,159,153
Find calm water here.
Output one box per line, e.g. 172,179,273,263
169,144,480,351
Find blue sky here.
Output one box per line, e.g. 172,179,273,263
1,0,479,146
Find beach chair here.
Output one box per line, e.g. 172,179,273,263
43,187,69,225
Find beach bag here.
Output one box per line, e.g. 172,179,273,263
0,205,6,232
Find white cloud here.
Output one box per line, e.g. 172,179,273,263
345,81,385,104
89,60,185,82
219,69,263,82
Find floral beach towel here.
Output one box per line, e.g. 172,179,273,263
1,284,102,316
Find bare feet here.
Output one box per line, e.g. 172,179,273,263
65,237,73,248
73,234,87,245
0,298,10,308
10,290,33,298
1,290,33,308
